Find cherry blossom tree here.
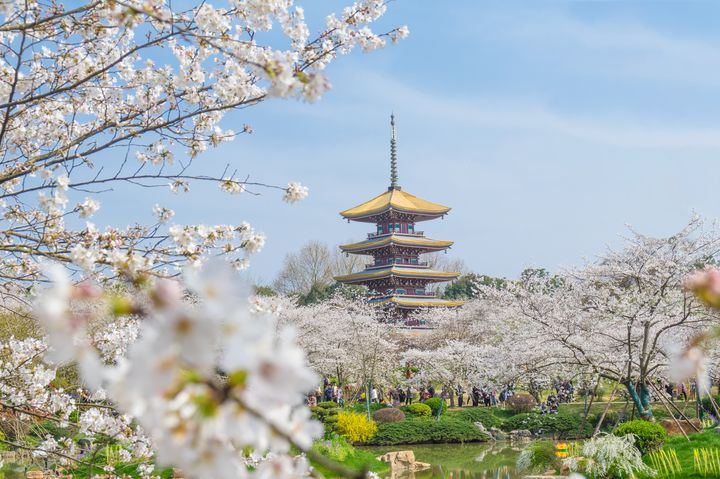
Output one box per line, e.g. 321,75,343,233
481,217,720,417
0,0,408,476
272,294,399,390
0,0,407,306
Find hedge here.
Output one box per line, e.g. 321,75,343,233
368,417,489,445
501,411,592,439
450,408,504,429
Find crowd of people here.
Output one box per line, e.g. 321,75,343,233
306,378,517,409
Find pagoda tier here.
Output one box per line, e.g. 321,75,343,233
340,234,453,255
334,115,464,322
340,188,450,224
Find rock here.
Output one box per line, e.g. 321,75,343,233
473,421,496,441
510,429,533,442
660,418,702,435
376,451,432,472
171,469,186,479
490,427,508,441
26,472,44,479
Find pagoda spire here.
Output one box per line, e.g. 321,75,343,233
389,114,400,190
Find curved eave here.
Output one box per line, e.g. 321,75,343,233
334,267,460,284
340,235,454,253
339,189,451,223
371,297,465,308
341,210,448,223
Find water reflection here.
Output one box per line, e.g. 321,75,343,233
364,442,526,479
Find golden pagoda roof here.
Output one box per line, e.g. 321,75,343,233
334,266,460,284
340,188,450,222
372,296,465,308
340,234,453,253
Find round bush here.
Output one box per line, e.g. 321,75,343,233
613,419,667,454
372,407,406,423
423,397,448,416
507,394,536,413
317,401,338,409
405,403,432,418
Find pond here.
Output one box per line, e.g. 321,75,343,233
363,442,528,479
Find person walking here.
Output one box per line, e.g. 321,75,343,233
428,383,435,397
370,386,378,404
457,384,465,407
406,385,413,405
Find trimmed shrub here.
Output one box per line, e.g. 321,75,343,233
613,420,667,454
507,394,536,413
423,397,448,416
369,416,489,445
336,411,378,444
372,408,405,423
451,408,504,429
317,401,338,409
404,403,432,418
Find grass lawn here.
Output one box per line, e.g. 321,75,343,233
644,430,720,479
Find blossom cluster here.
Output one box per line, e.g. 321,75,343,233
36,261,322,478
0,0,406,296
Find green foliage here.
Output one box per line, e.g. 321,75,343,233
423,397,448,416
313,434,354,462
372,408,405,423
317,401,338,409
507,393,536,413
614,419,667,454
253,285,276,297
298,283,367,305
501,411,591,439
336,411,377,444
516,440,560,474
443,273,507,299
368,416,489,445
403,403,432,418
450,407,504,429
310,435,388,478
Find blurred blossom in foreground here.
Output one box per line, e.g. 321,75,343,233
35,261,322,479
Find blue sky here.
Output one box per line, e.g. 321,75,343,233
99,1,720,284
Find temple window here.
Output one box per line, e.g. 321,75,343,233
377,224,384,234
410,258,418,264
408,223,414,233
396,288,406,295
416,289,425,295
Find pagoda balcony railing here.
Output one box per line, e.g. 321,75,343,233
368,291,437,298
367,261,429,269
366,231,424,239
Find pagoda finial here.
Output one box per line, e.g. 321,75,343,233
389,113,400,190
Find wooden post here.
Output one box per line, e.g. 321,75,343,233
593,378,621,437
651,383,690,441
649,383,700,432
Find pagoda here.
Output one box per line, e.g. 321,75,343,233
334,115,464,324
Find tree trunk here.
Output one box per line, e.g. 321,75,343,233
625,381,653,419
